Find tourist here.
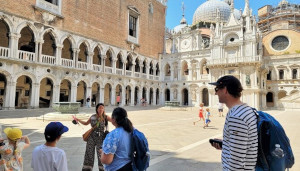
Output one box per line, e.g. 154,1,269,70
100,107,133,171
74,103,112,171
209,75,258,170
86,96,91,108
193,103,205,126
203,108,211,128
0,127,30,171
31,122,69,171
0,98,3,110
218,102,224,117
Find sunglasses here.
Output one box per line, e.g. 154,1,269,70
215,86,224,92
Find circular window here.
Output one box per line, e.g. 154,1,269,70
271,36,289,51
230,38,235,42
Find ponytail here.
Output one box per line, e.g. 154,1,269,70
112,107,133,133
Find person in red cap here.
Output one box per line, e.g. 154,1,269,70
0,127,30,171
31,122,69,171
209,75,258,170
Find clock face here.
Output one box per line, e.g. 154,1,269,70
202,37,210,48
181,39,190,49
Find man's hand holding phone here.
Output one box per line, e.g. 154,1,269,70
209,139,223,150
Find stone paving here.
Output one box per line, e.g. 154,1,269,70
0,106,299,171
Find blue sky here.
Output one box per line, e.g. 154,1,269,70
166,0,299,29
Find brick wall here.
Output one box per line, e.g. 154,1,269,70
0,0,166,59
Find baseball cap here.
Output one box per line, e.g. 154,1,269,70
4,127,22,141
44,122,69,142
209,75,243,96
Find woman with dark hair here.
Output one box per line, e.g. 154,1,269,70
74,103,112,171
100,107,133,171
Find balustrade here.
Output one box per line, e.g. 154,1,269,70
18,50,35,61
105,66,113,73
0,47,9,57
116,68,123,75
77,61,88,70
41,55,56,65
92,64,102,72
61,58,74,68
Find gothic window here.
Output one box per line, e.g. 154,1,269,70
292,69,297,79
128,6,140,44
271,36,289,51
279,70,284,80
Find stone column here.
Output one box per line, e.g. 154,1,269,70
160,90,164,105
178,67,182,81
88,52,94,70
31,83,40,108
170,66,174,81
131,62,136,77
138,88,143,105
111,87,116,105
52,84,60,104
188,63,192,81
130,88,135,106
56,44,63,65
170,88,174,100
5,81,16,110
9,33,21,58
178,88,182,105
146,63,150,79
99,87,104,103
71,85,77,102
121,87,126,106
153,90,157,106
102,55,107,72
86,86,92,104
36,40,43,63
112,58,117,74
73,48,79,68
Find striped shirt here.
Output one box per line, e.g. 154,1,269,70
222,103,258,171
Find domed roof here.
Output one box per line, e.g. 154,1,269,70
192,0,231,25
173,22,188,33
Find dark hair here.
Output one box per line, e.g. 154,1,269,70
112,107,133,133
216,75,243,98
95,103,104,114
95,103,106,124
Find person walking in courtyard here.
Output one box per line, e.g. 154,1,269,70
203,108,211,128
31,122,69,171
209,75,258,170
218,102,224,117
0,127,30,171
193,103,205,126
86,96,91,108
100,107,133,171
73,103,112,171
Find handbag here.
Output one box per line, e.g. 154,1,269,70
82,127,95,142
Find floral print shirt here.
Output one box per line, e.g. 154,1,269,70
0,142,25,171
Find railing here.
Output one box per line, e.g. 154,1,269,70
125,70,132,76
154,76,159,80
208,56,261,65
0,47,9,57
92,64,102,72
61,58,74,68
116,68,123,75
135,72,140,78
149,75,154,80
77,61,88,70
164,76,171,81
141,73,147,79
18,50,35,61
105,66,113,73
41,55,56,65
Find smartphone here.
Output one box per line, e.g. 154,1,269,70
209,139,223,148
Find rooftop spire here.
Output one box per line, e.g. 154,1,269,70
180,2,187,24
243,0,250,17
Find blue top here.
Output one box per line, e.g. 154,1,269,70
102,127,132,171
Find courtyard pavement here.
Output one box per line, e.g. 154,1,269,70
0,106,299,171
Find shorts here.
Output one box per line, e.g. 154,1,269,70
218,109,223,112
205,119,211,124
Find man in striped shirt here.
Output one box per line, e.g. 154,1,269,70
209,75,258,170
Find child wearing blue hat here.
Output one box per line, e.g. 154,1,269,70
31,122,69,171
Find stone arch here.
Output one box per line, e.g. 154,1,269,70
92,46,102,65
13,72,37,84
39,77,54,108
164,88,170,101
0,14,13,32
182,88,189,106
40,28,59,45
18,26,36,53
199,58,209,74
61,37,74,60
104,83,112,106
15,75,34,108
126,54,133,71
77,40,91,52
181,60,188,76
105,49,114,67
42,30,57,56
149,61,154,75
0,19,10,48
60,79,72,102
16,21,38,39
78,42,88,62
59,34,76,47
38,74,58,86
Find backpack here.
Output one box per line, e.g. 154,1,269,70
132,128,150,171
253,109,294,171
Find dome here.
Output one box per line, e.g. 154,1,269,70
173,23,188,33
233,9,241,20
192,0,231,25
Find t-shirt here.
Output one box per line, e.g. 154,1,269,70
86,98,90,102
222,104,258,170
31,144,68,171
102,127,132,171
0,142,25,171
205,112,210,120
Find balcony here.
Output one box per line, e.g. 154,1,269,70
18,50,35,61
116,68,123,75
61,58,74,68
0,47,10,58
77,61,88,70
41,55,56,65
